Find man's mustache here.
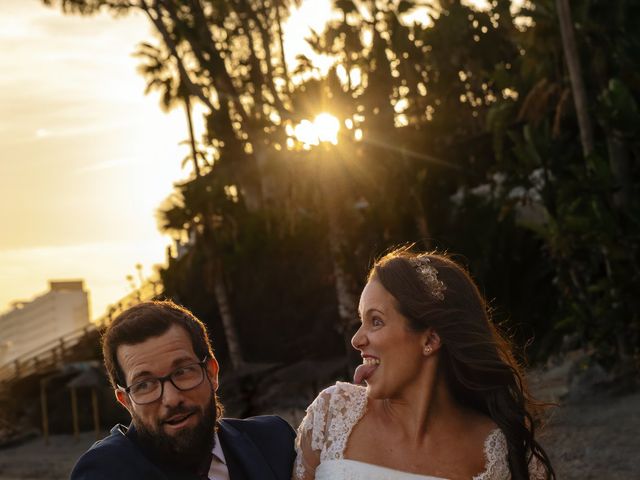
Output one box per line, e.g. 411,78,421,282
160,404,200,425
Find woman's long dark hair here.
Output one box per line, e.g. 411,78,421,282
370,248,555,479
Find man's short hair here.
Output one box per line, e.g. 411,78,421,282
102,300,215,389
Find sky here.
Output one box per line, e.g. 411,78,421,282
0,0,498,321
0,0,333,320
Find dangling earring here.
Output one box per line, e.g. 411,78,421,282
424,345,432,355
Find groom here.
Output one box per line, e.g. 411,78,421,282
70,300,295,480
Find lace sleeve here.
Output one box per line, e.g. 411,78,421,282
474,429,510,480
475,429,551,480
293,388,331,480
293,382,367,480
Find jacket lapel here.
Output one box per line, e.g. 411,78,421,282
217,420,277,480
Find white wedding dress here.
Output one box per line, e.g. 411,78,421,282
294,382,545,480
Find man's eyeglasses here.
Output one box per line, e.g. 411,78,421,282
117,357,208,405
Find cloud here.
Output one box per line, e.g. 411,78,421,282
32,120,136,140
35,128,51,138
75,156,141,173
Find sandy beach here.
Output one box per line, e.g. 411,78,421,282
0,390,638,480
0,431,98,480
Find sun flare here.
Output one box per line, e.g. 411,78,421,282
292,113,340,147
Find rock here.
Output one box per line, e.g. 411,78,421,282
567,360,610,402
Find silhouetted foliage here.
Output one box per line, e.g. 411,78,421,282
44,0,640,371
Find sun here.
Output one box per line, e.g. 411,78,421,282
292,113,340,147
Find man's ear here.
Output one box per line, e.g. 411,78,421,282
115,388,132,414
206,357,220,391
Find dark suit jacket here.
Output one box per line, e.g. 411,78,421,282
69,416,296,480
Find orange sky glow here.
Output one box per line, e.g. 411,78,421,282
0,0,333,320
0,0,518,321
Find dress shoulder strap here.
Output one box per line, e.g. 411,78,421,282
322,382,368,461
294,382,367,479
473,429,510,480
473,429,550,480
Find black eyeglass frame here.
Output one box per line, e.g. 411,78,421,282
117,356,209,405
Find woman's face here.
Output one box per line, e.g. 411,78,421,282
351,279,427,399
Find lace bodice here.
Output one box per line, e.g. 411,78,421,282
294,382,546,480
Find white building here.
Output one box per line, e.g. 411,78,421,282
0,280,90,368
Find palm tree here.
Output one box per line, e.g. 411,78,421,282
158,174,245,369
554,0,594,157
136,40,245,369
135,42,204,177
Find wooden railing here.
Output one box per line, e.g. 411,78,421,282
0,325,96,383
0,279,162,388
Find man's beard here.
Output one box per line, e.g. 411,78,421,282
133,393,217,471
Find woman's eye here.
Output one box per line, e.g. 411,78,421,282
372,317,383,327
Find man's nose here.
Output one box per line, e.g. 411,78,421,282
160,379,184,406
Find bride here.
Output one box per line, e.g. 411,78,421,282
294,249,554,479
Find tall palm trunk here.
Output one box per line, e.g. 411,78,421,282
325,202,359,361
202,221,244,370
326,206,358,327
210,256,244,369
318,148,358,354
274,0,292,95
555,0,594,157
556,0,631,363
183,93,201,178
183,94,243,369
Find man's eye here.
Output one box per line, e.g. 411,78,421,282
131,380,154,393
174,365,197,378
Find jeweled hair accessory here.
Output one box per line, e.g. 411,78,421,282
410,256,446,301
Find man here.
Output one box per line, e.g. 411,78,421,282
70,300,295,480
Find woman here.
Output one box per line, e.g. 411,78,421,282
294,249,554,479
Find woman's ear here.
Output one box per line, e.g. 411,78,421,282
422,328,442,356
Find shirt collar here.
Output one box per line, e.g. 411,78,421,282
211,430,226,465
